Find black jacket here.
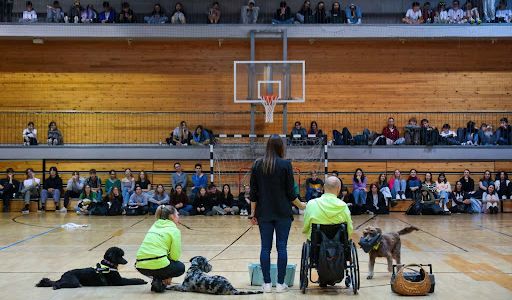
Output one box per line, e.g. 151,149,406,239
250,157,295,222
366,192,389,214
43,175,62,190
459,177,475,193
207,191,221,209
219,193,234,207
0,177,20,194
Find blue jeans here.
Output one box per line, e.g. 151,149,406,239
391,180,406,198
439,190,449,206
353,189,367,205
40,189,61,204
121,187,132,207
259,219,292,284
272,18,294,24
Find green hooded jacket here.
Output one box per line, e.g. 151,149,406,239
135,219,181,270
302,193,353,239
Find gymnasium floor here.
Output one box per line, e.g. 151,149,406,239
0,212,510,300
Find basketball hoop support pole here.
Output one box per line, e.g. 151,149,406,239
248,29,289,136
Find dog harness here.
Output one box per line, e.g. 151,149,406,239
95,261,118,286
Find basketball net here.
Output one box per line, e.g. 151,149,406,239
260,95,279,123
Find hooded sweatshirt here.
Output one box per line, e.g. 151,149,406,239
135,219,181,270
302,193,353,239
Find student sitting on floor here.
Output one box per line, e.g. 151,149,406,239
170,184,193,216
236,185,251,216
365,183,389,214
149,184,170,215
76,184,97,215
389,169,407,200
482,184,500,214
106,186,123,215
450,181,472,213
406,169,422,201
193,187,209,215
218,184,239,215
127,185,149,215
206,183,223,216
495,171,511,200
22,121,38,146
47,121,64,146
436,173,452,214
105,170,121,195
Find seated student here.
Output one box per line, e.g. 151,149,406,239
121,168,136,208
495,117,511,145
495,171,511,200
377,173,392,201
296,0,313,24
495,0,512,23
241,0,259,24
462,121,479,145
366,183,389,215
20,1,37,23
330,171,344,190
422,172,438,197
338,185,357,213
305,171,324,201
374,117,400,145
193,187,209,215
127,185,149,215
149,184,170,214
420,119,439,145
99,1,116,23
136,171,152,196
307,121,324,145
20,168,40,214
135,205,185,293
450,181,472,213
118,2,135,23
404,117,421,145
236,184,251,216
171,162,187,191
459,169,475,195
168,121,192,146
191,163,207,200
46,1,64,23
439,123,459,145
190,125,210,146
205,183,222,216
483,184,500,214
22,121,38,146
68,0,83,23
463,1,481,23
475,170,494,200
85,169,102,201
406,169,422,201
218,184,239,215
422,1,435,23
434,1,449,23
448,0,464,23
419,186,443,215
40,166,62,211
81,4,98,23
272,1,294,24
290,121,307,145
47,121,63,146
207,2,221,24
171,2,186,24
389,169,407,200
483,0,496,22
75,184,97,215
0,168,20,213
302,176,353,240
345,3,362,24
170,184,193,216
63,171,85,212
436,173,452,213
144,3,168,24
314,1,328,23
105,169,121,195
352,168,367,206
477,123,495,145
330,1,346,23
403,1,423,24
106,186,123,216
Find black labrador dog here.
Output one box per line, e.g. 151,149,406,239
36,247,147,289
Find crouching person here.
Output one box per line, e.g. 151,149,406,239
127,185,148,215
136,205,185,293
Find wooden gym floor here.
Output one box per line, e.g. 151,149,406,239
0,212,510,300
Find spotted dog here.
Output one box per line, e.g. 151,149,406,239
167,256,262,295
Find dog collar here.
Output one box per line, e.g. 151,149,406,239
372,241,381,251
96,263,117,273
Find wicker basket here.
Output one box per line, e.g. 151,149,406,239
390,264,431,296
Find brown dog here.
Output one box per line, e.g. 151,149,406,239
361,226,419,279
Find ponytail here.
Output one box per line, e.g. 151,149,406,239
155,205,177,220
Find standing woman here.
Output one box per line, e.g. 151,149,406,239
136,205,185,293
249,135,304,293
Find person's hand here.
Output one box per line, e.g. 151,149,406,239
48,188,54,193
8,174,13,180
463,199,471,205
163,278,172,286
176,203,183,208
299,201,307,210
224,207,231,213
0,184,3,190
249,215,258,225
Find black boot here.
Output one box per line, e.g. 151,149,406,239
151,278,165,293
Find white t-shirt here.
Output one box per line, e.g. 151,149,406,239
438,10,448,21
23,178,41,188
406,9,422,20
496,9,512,22
440,130,457,138
22,128,37,139
448,8,464,22
23,10,37,20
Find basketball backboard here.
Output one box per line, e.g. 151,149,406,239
234,60,305,104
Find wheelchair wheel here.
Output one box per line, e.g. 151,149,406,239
300,242,310,294
349,241,360,294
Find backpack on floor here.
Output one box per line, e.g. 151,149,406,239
317,230,345,284
406,201,422,215
89,202,108,216
354,134,368,145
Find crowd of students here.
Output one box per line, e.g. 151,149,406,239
16,0,512,24
305,168,510,215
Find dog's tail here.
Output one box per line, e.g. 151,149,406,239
397,226,419,235
35,278,55,288
233,290,264,295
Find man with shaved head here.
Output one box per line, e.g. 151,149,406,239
302,176,353,239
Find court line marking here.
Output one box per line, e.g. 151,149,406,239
355,215,377,230
11,214,57,229
0,227,59,252
477,225,512,238
88,216,147,251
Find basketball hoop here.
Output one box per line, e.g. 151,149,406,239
260,95,279,123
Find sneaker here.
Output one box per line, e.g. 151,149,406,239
151,279,165,293
444,207,450,212
276,283,289,293
22,207,29,214
59,207,67,213
401,194,406,200
76,211,81,215
261,283,272,293
395,194,401,200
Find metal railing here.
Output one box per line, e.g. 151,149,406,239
1,111,510,144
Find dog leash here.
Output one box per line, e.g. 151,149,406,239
355,215,377,230
208,225,253,262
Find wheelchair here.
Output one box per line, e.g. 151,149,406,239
300,223,360,294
